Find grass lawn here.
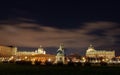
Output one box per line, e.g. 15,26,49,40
0,63,120,75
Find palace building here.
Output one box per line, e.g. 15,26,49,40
0,45,55,64
86,44,115,59
0,45,46,57
16,45,46,56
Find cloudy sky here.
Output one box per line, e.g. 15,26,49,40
0,1,120,55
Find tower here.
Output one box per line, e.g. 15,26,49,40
55,43,65,64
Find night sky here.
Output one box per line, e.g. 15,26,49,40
0,1,120,55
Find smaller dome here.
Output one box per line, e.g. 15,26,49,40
87,44,96,52
38,45,46,54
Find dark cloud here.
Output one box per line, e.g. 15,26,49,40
0,1,120,30
86,29,106,36
0,21,119,51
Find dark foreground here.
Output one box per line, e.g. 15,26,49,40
0,63,120,75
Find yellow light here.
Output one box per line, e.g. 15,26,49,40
82,57,85,60
102,59,105,62
25,56,27,59
82,57,86,62
48,58,51,62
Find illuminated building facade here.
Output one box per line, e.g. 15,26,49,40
86,44,115,59
0,44,116,64
0,45,54,64
16,45,46,56
0,46,16,57
0,45,46,57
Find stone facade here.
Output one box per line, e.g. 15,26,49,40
16,45,46,56
86,44,115,59
0,45,46,57
0,46,16,57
